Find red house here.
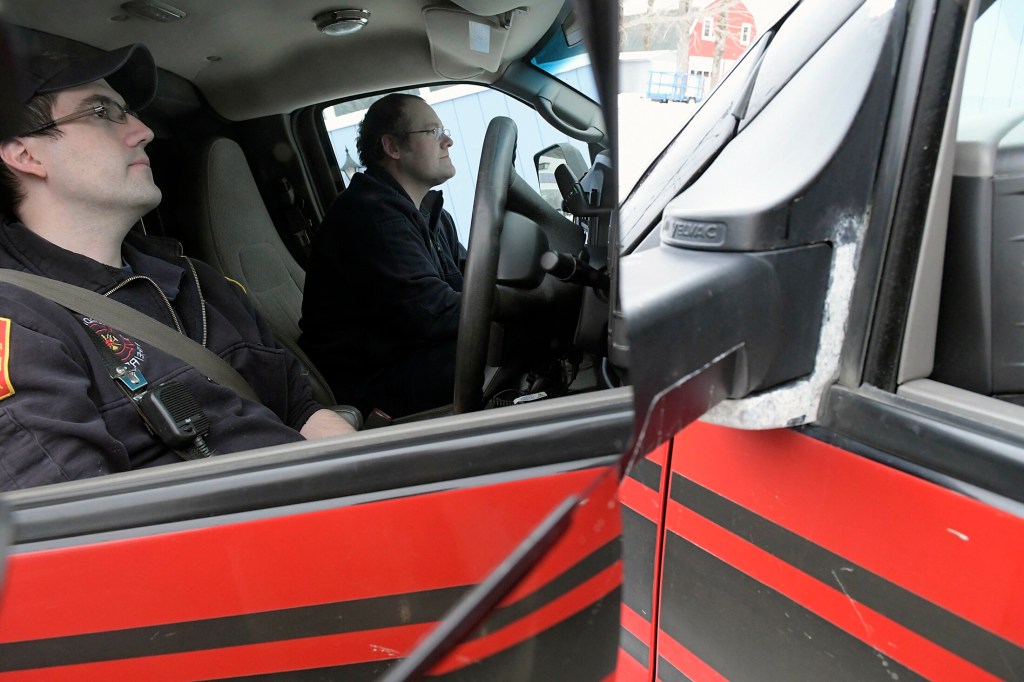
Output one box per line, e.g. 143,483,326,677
687,0,757,81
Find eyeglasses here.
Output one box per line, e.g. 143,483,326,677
402,127,451,141
21,100,138,137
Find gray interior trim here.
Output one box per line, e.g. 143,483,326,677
953,109,1024,177
500,61,607,148
898,378,1024,433
896,0,979,384
3,0,568,121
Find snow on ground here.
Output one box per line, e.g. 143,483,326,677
617,92,699,195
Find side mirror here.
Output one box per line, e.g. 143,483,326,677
617,243,832,463
533,143,589,213
573,0,900,471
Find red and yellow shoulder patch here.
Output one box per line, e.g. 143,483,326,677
0,318,12,401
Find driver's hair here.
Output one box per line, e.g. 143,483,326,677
0,91,60,219
356,93,422,170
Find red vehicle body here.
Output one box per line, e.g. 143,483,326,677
610,0,1024,677
2,0,1024,679
0,465,622,679
619,424,1024,680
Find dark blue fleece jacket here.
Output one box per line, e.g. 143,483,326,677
0,218,319,490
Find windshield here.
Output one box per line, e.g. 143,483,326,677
617,0,799,197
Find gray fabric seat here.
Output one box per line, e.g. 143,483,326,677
182,137,359,424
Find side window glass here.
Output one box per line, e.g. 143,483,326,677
929,0,1024,406
617,0,793,196
322,86,590,245
960,0,1024,115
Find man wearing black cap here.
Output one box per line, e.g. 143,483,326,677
0,44,356,490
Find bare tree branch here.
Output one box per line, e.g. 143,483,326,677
622,0,751,83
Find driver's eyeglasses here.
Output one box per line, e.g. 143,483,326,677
21,100,138,137
403,127,451,141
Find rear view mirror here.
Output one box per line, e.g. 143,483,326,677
561,9,585,47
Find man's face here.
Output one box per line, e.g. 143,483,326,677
396,99,455,189
26,79,161,218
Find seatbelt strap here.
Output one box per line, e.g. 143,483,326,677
279,177,314,257
0,269,260,403
284,204,313,254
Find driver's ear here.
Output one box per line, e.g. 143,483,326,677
380,134,403,161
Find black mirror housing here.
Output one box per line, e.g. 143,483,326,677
617,242,831,463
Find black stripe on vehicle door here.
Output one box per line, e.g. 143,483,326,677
661,534,927,681
621,505,657,621
627,456,663,492
620,625,649,667
671,474,1024,679
481,537,619,633
220,591,621,682
0,586,466,673
656,656,693,682
0,539,618,672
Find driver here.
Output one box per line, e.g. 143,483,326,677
300,94,465,419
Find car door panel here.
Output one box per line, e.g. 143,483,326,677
618,443,669,675
0,466,620,680
656,420,1024,681
602,0,1024,674
0,392,633,679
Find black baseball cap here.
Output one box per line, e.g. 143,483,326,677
0,22,21,139
17,43,157,110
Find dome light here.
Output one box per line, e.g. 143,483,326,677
314,9,370,36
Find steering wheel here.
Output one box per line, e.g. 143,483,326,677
453,116,518,413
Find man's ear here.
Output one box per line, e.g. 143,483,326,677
0,138,47,180
380,134,403,161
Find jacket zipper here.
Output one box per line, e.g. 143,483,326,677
103,264,210,347
183,257,209,347
104,275,184,335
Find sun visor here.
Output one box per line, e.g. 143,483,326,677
449,0,525,14
423,7,513,79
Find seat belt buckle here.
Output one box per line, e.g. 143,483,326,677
363,408,393,429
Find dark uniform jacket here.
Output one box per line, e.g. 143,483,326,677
0,218,320,490
299,168,465,413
